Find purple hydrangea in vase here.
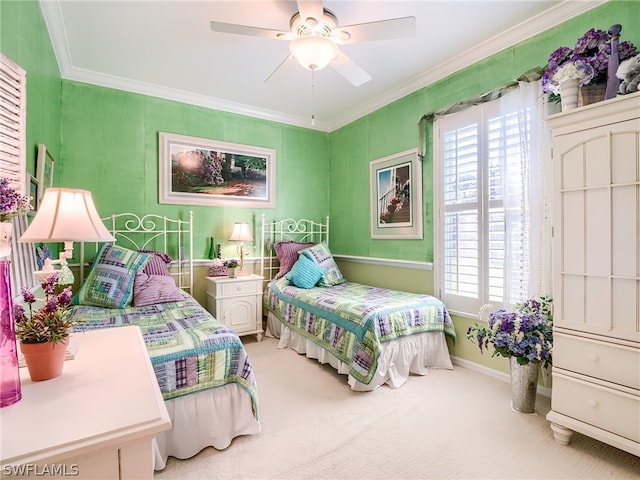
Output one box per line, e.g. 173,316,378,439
467,295,553,413
542,27,637,106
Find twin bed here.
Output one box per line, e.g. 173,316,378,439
40,212,453,470
260,216,456,391
65,212,259,471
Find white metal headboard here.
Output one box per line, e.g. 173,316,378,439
260,214,329,282
82,211,193,293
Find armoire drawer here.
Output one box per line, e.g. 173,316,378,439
552,373,640,443
553,333,640,389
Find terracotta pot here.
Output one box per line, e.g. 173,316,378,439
20,339,68,381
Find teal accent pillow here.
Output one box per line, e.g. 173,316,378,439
285,255,325,289
74,244,151,308
300,242,346,287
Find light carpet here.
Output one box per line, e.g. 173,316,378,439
155,336,640,480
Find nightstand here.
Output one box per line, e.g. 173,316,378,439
206,274,264,341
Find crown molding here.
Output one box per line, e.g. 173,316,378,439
329,0,607,130
62,66,333,132
39,0,606,133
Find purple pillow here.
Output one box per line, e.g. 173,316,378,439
273,241,315,278
138,249,172,276
133,273,183,307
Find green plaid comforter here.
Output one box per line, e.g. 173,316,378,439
264,277,456,385
68,292,258,414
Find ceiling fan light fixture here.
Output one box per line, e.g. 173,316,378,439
289,35,338,71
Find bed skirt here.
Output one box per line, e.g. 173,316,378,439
153,383,261,470
266,312,453,391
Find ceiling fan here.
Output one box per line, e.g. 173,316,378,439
210,0,416,86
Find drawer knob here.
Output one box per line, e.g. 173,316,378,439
588,353,599,362
237,285,242,291
587,399,598,408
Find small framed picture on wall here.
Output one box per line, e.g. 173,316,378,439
36,143,55,208
28,175,39,214
369,149,423,239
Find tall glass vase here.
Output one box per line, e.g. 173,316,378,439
0,259,22,407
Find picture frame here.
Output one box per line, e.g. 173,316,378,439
370,149,423,239
159,132,276,208
28,175,39,214
36,144,55,207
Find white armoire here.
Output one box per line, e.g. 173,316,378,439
546,91,640,457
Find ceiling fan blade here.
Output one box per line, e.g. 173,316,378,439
210,21,292,40
296,0,324,24
264,55,298,83
330,49,371,86
332,16,416,45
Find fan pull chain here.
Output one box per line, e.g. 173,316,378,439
311,68,316,126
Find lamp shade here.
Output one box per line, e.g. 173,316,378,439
229,222,253,242
289,35,338,71
19,188,115,243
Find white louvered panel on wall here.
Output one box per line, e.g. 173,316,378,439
0,53,27,194
0,54,34,296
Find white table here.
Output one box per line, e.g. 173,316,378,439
0,326,171,479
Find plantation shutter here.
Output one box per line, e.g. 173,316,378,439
436,99,532,317
441,109,481,315
0,53,27,194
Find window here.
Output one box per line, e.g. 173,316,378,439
434,88,542,318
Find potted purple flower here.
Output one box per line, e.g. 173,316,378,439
0,177,32,258
467,295,553,413
13,273,79,381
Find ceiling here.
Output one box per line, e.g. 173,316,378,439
40,0,603,132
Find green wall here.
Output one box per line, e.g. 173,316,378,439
0,0,61,178
5,0,639,377
59,81,329,259
327,0,640,375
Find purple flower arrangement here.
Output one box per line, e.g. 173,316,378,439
542,28,637,94
0,177,32,222
467,295,553,368
14,272,78,344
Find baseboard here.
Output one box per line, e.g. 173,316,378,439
451,355,552,398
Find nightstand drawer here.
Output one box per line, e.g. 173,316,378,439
554,333,640,389
216,279,262,297
551,372,640,442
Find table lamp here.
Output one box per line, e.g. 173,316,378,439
229,222,252,275
19,188,115,283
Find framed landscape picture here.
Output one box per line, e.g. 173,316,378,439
159,132,276,208
370,149,422,239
